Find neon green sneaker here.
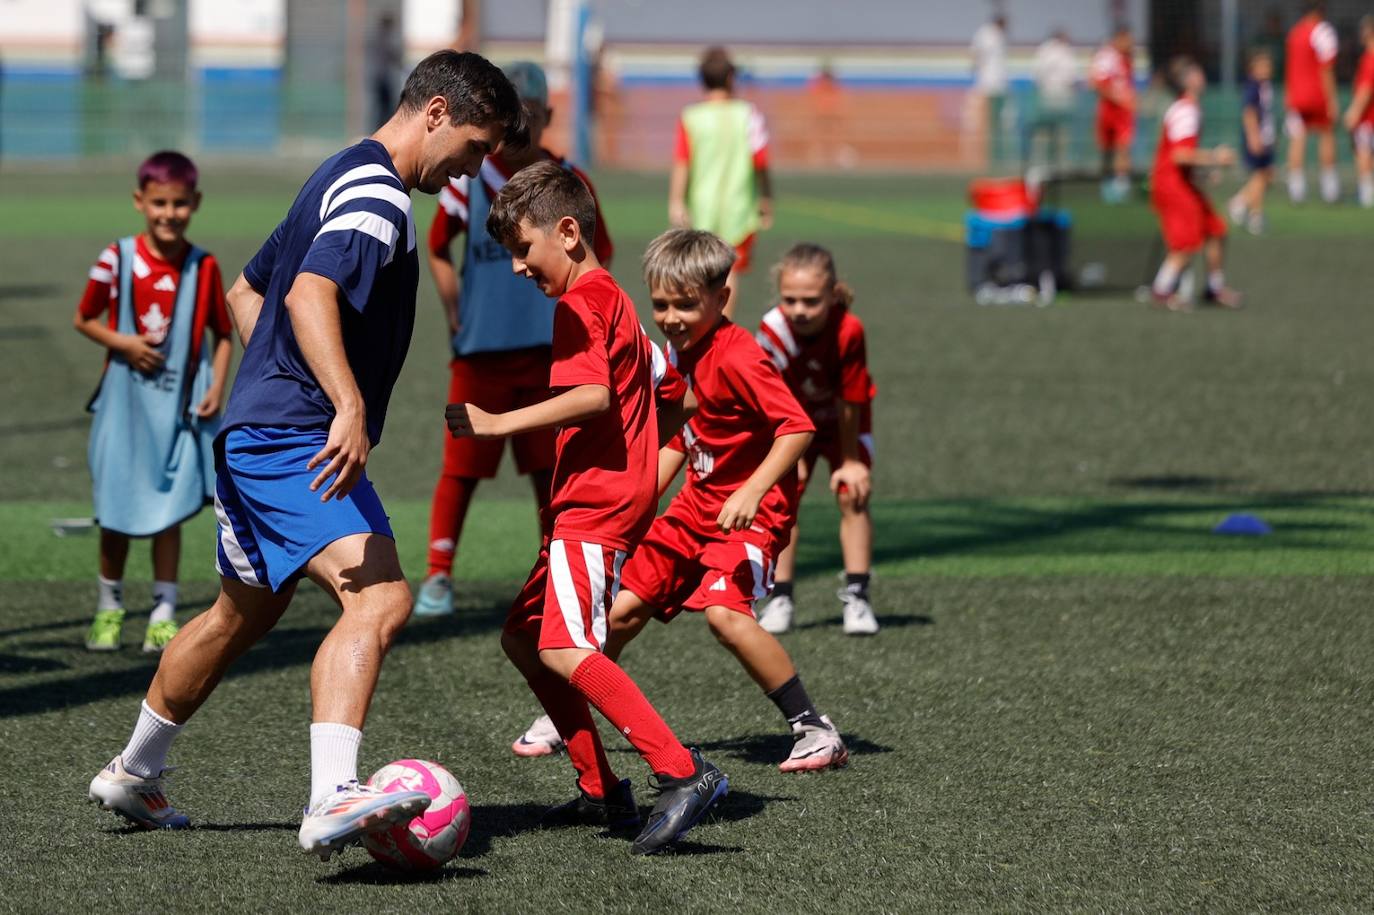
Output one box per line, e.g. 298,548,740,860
142,619,179,654
85,609,125,652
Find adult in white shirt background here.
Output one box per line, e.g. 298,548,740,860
1029,29,1079,169
971,14,1009,166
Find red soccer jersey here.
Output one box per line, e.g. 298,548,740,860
78,235,232,344
1356,50,1374,126
427,150,614,265
1091,45,1136,117
756,304,875,431
546,268,659,551
664,321,815,542
1286,14,1338,112
1153,97,1202,192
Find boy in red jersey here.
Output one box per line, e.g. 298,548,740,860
417,61,615,621
74,151,233,654
448,162,726,856
755,243,878,637
1343,16,1374,208
1092,24,1137,203
1285,0,1340,203
599,228,849,774
1149,58,1241,312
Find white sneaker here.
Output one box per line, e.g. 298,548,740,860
88,755,190,830
779,715,849,773
298,779,430,861
1227,195,1247,226
756,593,794,634
512,713,565,757
414,573,454,617
839,588,880,636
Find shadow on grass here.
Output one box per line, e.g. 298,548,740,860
790,613,933,631
0,652,68,673
695,733,891,766
320,861,488,885
194,821,298,833
0,586,517,720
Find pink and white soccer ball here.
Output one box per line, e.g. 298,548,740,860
361,759,471,871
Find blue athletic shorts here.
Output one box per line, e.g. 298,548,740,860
213,426,392,592
1244,145,1275,172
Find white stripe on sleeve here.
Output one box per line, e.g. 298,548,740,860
438,187,469,220
649,334,668,387
1164,101,1199,142
319,163,397,220
1313,22,1338,63
756,332,789,370
747,104,769,154
324,182,413,222
97,248,119,268
315,211,401,261
761,307,800,357
89,266,115,284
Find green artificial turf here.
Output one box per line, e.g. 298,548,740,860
2,164,1373,911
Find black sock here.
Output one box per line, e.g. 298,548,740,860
844,572,870,600
771,580,794,600
766,674,825,728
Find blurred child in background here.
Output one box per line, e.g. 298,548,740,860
1343,15,1374,208
1228,49,1277,234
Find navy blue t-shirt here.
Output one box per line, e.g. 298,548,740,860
222,139,418,446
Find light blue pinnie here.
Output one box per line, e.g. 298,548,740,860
87,236,219,536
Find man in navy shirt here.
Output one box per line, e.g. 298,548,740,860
88,51,526,860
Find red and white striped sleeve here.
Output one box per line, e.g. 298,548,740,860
427,175,471,258
77,243,119,322
1164,100,1200,144
1312,21,1338,66
747,103,770,169
756,305,798,371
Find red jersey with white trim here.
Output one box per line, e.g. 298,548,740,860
1153,98,1202,192
1356,49,1374,127
1091,45,1135,117
427,149,613,264
1286,14,1338,112
664,321,815,542
78,235,232,344
756,304,875,430
547,268,659,551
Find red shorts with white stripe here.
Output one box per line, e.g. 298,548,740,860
617,512,776,621
506,539,627,651
1152,184,1226,253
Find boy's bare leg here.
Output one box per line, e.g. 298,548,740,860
146,576,297,722
703,605,796,691
837,489,873,577
604,588,656,662
151,526,180,582
772,524,800,586
98,528,130,580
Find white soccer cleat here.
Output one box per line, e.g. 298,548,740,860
838,589,879,636
779,715,849,773
512,714,564,757
1227,195,1247,226
756,593,795,634
298,780,430,861
88,755,191,830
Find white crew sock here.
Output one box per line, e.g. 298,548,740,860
1359,175,1374,208
150,580,177,625
1208,270,1226,294
122,700,183,778
310,722,362,809
1152,260,1182,297
1320,167,1340,203
1288,169,1307,202
98,575,123,611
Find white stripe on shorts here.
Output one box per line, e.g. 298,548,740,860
549,540,594,650
214,493,263,587
744,543,772,601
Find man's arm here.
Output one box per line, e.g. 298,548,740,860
284,272,369,502
226,272,265,347
830,400,872,508
427,249,461,336
447,383,609,440
716,430,813,532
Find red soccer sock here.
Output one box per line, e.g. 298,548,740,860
526,671,617,799
426,475,477,577
570,653,696,779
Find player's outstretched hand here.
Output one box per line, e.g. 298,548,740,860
308,407,369,502
1212,145,1236,167
194,386,224,420
717,486,763,533
445,402,504,439
122,333,166,375
830,460,872,510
